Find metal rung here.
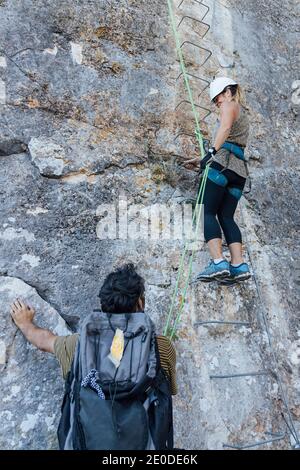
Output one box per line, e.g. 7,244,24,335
174,132,209,143
177,0,203,8
175,99,203,111
177,11,209,26
177,0,210,27
265,431,286,437
223,434,286,450
195,320,251,326
179,41,212,67
175,100,210,123
174,131,196,141
176,71,210,89
210,371,270,379
177,16,210,40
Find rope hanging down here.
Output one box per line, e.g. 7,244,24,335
166,167,209,340
164,0,210,339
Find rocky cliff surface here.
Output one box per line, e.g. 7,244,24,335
0,0,299,449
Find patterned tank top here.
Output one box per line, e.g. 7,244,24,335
212,105,250,178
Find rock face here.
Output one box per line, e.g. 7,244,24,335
0,0,299,450
0,276,69,449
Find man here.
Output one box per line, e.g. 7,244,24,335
10,264,177,396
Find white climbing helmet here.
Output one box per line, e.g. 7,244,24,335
209,76,238,102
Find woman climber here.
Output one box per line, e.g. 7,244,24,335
195,76,251,283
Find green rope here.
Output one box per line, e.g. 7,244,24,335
163,165,208,337
163,172,208,336
169,166,209,340
163,0,211,339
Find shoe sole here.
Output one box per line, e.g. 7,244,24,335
218,278,237,286
232,273,251,281
218,273,251,285
194,269,230,283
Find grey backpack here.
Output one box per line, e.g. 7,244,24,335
58,311,173,450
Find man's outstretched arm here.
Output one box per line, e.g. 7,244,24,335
10,299,57,353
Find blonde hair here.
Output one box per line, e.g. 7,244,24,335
231,84,247,108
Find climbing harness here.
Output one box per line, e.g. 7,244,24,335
221,141,245,160
210,141,251,194
221,141,252,194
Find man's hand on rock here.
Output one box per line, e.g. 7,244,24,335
10,299,35,329
10,300,56,353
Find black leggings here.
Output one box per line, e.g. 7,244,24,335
202,162,246,244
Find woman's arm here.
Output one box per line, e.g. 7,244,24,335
213,101,239,151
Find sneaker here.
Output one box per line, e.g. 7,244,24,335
229,263,251,281
194,260,230,283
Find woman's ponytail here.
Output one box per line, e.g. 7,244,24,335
228,84,248,108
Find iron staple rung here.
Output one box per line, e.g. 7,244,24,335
210,371,270,379
175,99,206,111
175,104,211,122
177,15,210,36
177,1,210,26
177,0,205,8
176,71,210,87
177,14,209,26
177,0,208,9
195,320,251,326
179,40,212,67
265,431,286,437
223,434,286,450
174,130,207,141
174,132,198,141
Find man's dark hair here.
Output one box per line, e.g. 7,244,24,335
99,263,145,313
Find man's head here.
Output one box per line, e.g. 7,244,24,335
99,263,145,314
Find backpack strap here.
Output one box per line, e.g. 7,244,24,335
72,341,87,450
149,336,174,450
57,368,73,449
166,389,174,449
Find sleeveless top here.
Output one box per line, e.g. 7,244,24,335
212,105,250,178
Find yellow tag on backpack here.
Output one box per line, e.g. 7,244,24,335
108,328,124,368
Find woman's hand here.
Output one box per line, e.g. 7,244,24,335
200,147,216,170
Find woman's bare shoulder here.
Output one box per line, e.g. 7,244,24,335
220,100,240,119
221,100,239,111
